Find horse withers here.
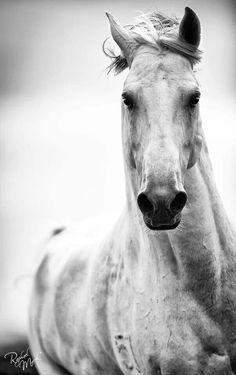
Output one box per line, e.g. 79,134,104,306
29,7,236,375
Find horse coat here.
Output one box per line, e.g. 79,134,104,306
29,7,236,375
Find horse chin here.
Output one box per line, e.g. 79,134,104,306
143,216,181,231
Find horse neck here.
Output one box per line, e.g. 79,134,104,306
124,135,236,306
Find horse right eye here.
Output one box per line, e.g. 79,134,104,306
122,94,134,109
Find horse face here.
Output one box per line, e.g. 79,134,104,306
107,7,202,231
122,49,202,230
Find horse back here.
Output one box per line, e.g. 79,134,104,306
29,223,122,374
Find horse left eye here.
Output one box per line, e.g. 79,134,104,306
189,94,200,107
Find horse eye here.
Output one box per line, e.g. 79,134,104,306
189,94,200,108
122,94,134,109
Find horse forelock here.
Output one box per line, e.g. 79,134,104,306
103,11,202,75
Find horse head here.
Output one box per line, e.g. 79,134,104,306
107,7,203,231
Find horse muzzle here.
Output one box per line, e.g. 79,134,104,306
137,189,187,231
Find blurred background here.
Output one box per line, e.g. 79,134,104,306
0,0,235,364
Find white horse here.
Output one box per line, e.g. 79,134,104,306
29,7,236,375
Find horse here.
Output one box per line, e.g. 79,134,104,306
29,7,236,375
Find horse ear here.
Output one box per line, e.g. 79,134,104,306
179,7,201,48
187,135,202,169
106,12,136,65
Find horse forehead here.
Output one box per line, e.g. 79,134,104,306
127,50,195,89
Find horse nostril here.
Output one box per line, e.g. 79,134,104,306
170,191,187,213
137,192,154,215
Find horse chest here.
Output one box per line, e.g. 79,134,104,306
108,276,236,374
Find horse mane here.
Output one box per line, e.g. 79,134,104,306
103,11,202,75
